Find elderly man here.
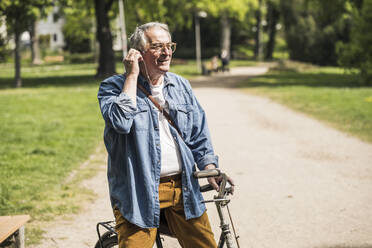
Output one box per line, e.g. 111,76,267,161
98,22,233,248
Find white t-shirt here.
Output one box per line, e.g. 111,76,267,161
149,82,182,176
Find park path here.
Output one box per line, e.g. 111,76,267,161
33,66,372,248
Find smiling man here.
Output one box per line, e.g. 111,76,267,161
98,22,233,248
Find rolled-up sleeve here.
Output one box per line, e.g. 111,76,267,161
97,75,137,134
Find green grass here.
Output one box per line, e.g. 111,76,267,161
0,63,97,88
170,60,199,78
0,87,102,212
0,62,105,244
239,65,372,143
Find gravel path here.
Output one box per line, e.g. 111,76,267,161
33,67,372,248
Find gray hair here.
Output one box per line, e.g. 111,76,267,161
129,22,171,52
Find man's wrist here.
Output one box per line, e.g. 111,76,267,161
126,72,139,80
204,164,216,170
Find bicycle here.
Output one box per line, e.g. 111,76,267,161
95,169,240,248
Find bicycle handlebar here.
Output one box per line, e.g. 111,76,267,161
200,184,214,192
194,169,234,196
193,169,220,178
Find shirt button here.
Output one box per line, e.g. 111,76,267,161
184,187,188,191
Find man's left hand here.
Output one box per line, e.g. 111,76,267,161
204,164,235,194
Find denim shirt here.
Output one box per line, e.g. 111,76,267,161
97,72,218,228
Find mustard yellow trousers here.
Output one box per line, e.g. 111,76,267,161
113,175,217,248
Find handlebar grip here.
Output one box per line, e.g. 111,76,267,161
200,184,214,192
200,184,214,193
193,169,220,178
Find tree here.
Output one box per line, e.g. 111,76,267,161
197,0,258,59
0,0,52,87
94,0,116,78
254,0,263,60
28,3,51,65
30,19,43,64
337,0,372,83
265,0,280,60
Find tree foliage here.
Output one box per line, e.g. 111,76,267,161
280,0,352,65
6,0,369,80
337,0,372,83
196,0,257,21
122,0,198,34
0,0,52,41
60,0,95,53
197,0,258,57
111,0,259,61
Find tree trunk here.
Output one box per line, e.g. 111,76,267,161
280,0,298,61
30,19,43,65
14,29,22,88
94,0,116,78
265,1,280,60
220,14,231,59
254,0,263,61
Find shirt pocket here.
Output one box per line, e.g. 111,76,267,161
176,104,193,133
133,104,150,131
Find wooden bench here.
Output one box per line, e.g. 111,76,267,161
0,215,30,248
44,55,64,62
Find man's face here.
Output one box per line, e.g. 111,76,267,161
142,27,173,78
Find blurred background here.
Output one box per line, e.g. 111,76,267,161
1,0,371,83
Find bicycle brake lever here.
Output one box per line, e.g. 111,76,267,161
225,181,234,195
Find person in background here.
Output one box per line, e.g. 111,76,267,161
211,55,219,73
220,49,230,72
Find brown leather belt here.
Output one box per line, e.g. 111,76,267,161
160,173,182,183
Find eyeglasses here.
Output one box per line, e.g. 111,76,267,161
148,42,177,53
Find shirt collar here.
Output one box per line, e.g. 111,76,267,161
164,72,175,87
137,72,175,91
